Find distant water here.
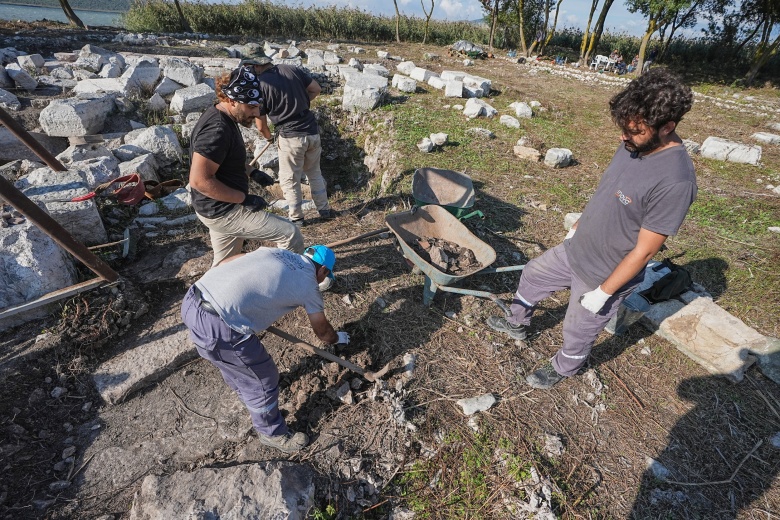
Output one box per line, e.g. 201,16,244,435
0,3,123,27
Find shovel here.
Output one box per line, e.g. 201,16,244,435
249,140,273,168
266,326,390,382
88,228,134,258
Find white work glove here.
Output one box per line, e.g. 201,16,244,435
336,331,350,345
579,286,612,314
565,227,576,240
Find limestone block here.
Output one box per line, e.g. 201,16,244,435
0,65,13,88
39,95,115,137
73,77,131,96
396,61,416,75
428,76,446,90
323,51,341,65
642,297,761,382
700,136,761,165
170,83,216,114
682,139,700,155
4,63,37,92
440,70,466,81
98,59,122,79
113,144,148,162
148,93,167,111
126,126,183,166
463,98,496,118
377,50,389,59
54,52,77,62
510,101,533,118
544,148,573,168
752,132,780,145
410,67,436,82
364,63,389,77
70,156,121,187
56,143,115,166
128,463,314,520
500,114,520,128
17,53,44,70
73,53,104,73
16,167,107,245
429,132,448,146
391,74,416,93
513,145,541,162
75,44,125,73
463,74,491,93
444,80,463,98
121,60,161,90
119,153,160,182
768,122,780,132
0,87,20,111
155,76,184,97
163,58,204,87
307,54,325,68
564,212,582,230
347,58,362,70
343,84,387,111
463,85,484,98
161,188,191,211
0,221,77,331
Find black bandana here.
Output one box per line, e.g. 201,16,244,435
222,66,263,105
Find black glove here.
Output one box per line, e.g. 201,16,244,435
249,168,275,187
241,193,268,212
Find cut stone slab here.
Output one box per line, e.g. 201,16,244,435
170,83,216,114
752,132,780,145
0,220,77,332
427,76,446,90
154,76,184,97
147,92,167,112
700,136,762,165
17,53,44,70
391,74,416,93
396,61,415,75
514,145,542,162
128,463,314,520
444,80,463,98
125,126,184,166
682,139,700,155
56,143,115,166
73,77,132,97
119,153,160,182
121,60,161,90
440,70,466,81
98,60,122,79
456,393,496,415
342,81,388,112
93,327,195,404
464,98,497,118
113,144,148,162
463,85,484,98
641,296,762,382
39,95,115,137
70,156,121,188
4,63,37,92
163,58,204,87
544,148,573,168
410,67,436,82
364,63,389,77
0,87,20,111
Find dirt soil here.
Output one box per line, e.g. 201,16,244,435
1,22,780,520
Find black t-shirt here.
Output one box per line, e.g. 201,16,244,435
257,65,318,137
189,106,248,217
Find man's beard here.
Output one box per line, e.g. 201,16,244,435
623,131,662,154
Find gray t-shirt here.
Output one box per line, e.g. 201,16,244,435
566,143,696,288
195,248,324,335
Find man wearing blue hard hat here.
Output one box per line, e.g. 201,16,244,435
180,244,348,453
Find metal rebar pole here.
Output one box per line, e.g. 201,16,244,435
0,106,67,171
0,175,118,282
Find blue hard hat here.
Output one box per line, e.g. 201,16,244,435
304,245,336,279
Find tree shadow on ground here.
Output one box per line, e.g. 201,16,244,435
629,364,780,518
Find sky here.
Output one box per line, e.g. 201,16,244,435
218,0,673,38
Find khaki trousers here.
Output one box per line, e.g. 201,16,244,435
197,204,304,267
277,133,330,220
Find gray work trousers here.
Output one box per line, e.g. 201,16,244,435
508,243,639,376
197,204,304,267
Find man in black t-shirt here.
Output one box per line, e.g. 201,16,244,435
486,68,696,390
242,57,335,226
189,66,303,267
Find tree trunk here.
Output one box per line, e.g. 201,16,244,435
58,0,85,28
517,0,528,56
745,31,780,86
636,17,657,74
579,0,599,64
420,0,434,44
393,0,401,42
583,0,615,64
173,0,193,33
542,0,564,55
489,0,499,51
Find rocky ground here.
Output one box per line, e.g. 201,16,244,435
1,20,779,520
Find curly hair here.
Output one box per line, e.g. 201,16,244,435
215,71,232,103
609,68,693,131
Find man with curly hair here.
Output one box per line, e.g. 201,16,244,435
486,68,697,389
188,66,304,267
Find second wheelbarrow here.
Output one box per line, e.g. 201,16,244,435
385,205,524,316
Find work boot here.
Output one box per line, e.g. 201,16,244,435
318,208,337,220
291,218,305,228
257,430,309,453
525,362,566,390
486,316,527,340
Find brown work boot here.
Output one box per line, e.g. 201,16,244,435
257,430,309,453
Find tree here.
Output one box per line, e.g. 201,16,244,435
173,0,193,33
582,0,616,64
392,0,402,42
626,0,695,73
741,0,780,85
579,0,600,64
481,0,502,51
517,0,529,56
541,0,565,55
58,0,85,29
421,0,435,44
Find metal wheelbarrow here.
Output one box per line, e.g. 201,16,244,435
412,167,484,220
385,205,524,316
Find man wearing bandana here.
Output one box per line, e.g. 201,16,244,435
241,56,335,227
188,66,304,267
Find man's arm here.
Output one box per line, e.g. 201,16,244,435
306,79,321,102
254,114,271,140
308,312,339,344
189,152,245,203
600,228,668,294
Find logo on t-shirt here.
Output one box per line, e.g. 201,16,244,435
615,190,632,205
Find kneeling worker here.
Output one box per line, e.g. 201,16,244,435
181,244,349,453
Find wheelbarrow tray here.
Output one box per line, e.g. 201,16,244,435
412,167,477,219
385,205,496,286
